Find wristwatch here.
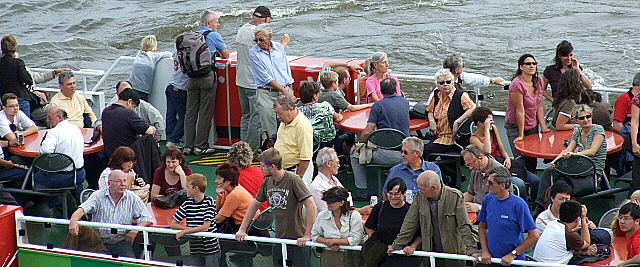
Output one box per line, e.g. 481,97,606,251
511,250,518,257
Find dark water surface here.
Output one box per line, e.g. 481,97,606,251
2,0,639,108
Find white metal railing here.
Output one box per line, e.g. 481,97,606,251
13,211,584,267
90,56,136,92
29,68,105,94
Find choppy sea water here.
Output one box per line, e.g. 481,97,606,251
2,0,639,109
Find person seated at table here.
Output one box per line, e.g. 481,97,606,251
364,178,421,266
69,169,153,258
533,200,596,264
50,71,98,129
442,54,505,90
535,181,611,246
226,141,267,211
551,68,582,131
613,202,640,266
542,40,593,102
128,35,172,102
461,145,526,212
382,136,441,196
0,143,27,184
612,191,640,237
0,93,38,148
312,147,372,215
350,77,409,200
171,174,220,265
534,104,607,214
151,146,192,201
35,106,86,204
101,88,156,156
311,186,363,266
214,162,259,233
98,146,145,190
425,68,476,183
579,88,613,131
297,81,343,149
365,51,402,103
505,54,551,174
318,70,372,113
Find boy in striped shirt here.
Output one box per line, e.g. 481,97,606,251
171,174,220,266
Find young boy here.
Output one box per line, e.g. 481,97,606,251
618,202,640,266
171,173,220,266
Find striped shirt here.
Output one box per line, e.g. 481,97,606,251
79,188,153,244
172,196,220,254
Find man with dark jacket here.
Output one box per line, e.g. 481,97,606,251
389,170,476,267
101,88,155,156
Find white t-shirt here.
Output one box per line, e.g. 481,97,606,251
533,220,583,264
0,110,35,138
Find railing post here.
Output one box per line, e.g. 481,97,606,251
430,256,436,266
281,243,288,267
143,229,151,261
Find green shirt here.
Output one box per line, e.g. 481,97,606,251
572,124,606,172
298,102,336,143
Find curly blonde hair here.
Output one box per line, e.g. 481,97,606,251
227,141,253,168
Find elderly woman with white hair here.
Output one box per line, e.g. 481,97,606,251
364,51,402,103
425,69,476,180
128,34,172,101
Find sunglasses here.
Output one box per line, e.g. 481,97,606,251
577,114,592,121
437,80,453,85
522,62,538,66
401,149,412,154
253,37,267,43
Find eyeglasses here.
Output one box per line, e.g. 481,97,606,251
387,191,403,197
522,62,538,66
400,149,412,155
254,37,266,43
577,114,592,121
437,80,453,85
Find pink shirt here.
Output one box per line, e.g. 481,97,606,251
505,76,544,130
365,74,402,103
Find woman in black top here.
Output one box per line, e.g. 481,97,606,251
542,40,592,102
0,35,33,117
364,178,421,266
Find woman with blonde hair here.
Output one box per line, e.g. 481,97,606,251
129,34,171,101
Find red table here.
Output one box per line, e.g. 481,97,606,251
8,128,104,157
335,108,429,133
148,203,180,227
514,130,624,159
584,236,626,266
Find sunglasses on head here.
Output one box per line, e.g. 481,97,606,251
437,80,453,85
577,114,592,120
521,62,538,66
253,37,266,43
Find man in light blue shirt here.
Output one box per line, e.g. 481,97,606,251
184,10,229,156
249,24,295,138
382,136,442,196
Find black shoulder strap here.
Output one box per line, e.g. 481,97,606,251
376,200,385,229
202,30,212,39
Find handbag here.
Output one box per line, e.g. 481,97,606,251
258,131,275,153
153,189,187,209
130,183,150,203
362,201,388,267
217,216,240,234
25,89,47,112
409,102,427,119
551,169,598,198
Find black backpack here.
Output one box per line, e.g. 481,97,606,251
176,31,213,78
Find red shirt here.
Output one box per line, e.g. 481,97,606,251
239,166,268,211
613,90,633,123
152,166,192,196
627,228,640,259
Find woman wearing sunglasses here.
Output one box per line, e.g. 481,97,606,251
534,104,606,211
505,54,550,174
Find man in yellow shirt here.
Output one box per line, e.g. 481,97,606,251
273,95,313,186
50,71,97,129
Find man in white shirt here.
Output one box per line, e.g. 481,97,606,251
0,93,38,147
34,106,85,203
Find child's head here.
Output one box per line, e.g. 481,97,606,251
186,173,207,196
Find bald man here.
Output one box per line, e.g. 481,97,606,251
389,170,476,267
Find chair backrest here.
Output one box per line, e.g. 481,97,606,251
453,117,473,149
80,189,95,204
510,183,520,197
32,153,76,173
367,128,405,150
545,107,556,130
553,154,596,177
599,207,620,228
248,207,275,232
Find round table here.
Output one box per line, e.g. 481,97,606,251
514,130,624,159
8,128,104,157
335,108,429,133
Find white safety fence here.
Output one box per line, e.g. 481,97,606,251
13,210,585,267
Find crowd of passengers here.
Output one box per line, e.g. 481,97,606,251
4,4,640,267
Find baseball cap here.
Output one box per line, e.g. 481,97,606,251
253,6,271,18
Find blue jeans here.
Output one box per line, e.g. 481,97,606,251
34,168,86,204
0,168,27,182
104,240,136,258
165,85,187,143
17,98,30,118
191,252,221,267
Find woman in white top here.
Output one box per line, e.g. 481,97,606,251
128,35,172,101
98,146,144,190
311,186,363,267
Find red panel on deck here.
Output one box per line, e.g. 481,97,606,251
0,205,22,267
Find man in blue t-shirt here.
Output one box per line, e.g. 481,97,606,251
350,77,410,200
473,167,539,266
382,136,441,196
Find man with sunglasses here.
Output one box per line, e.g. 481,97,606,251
236,6,289,152
382,136,441,197
249,23,295,140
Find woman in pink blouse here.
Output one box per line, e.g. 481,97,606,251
504,54,550,173
364,51,402,103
